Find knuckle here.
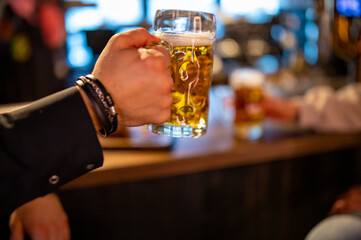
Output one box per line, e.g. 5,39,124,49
149,56,167,72
163,82,173,94
152,75,173,97
158,56,168,68
164,95,173,108
152,110,170,124
60,216,70,227
141,51,168,70
135,27,148,34
30,227,48,238
109,33,122,44
152,45,171,60
161,75,174,93
158,95,172,109
167,75,174,89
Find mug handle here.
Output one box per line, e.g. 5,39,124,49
145,40,172,52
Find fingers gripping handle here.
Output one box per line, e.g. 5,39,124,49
145,40,172,52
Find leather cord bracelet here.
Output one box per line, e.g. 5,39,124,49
76,74,118,137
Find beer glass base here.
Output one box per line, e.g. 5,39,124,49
235,124,263,141
149,124,206,138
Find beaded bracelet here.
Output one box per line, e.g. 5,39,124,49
76,74,118,137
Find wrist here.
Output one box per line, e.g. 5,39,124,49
76,75,118,136
77,86,103,132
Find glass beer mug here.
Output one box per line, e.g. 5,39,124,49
229,68,265,141
148,9,216,138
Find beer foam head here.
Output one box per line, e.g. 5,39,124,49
229,68,265,89
155,32,214,46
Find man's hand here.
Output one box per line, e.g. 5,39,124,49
331,186,361,215
9,193,70,240
92,28,173,127
261,94,299,123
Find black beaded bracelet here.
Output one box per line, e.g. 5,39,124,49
76,75,118,137
84,74,118,135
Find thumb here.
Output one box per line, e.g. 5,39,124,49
111,28,160,50
9,220,24,240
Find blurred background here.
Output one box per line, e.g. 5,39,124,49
1,1,361,239
0,0,360,101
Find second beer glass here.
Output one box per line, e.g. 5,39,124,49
230,68,265,141
148,9,216,138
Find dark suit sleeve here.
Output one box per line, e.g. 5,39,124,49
0,87,103,216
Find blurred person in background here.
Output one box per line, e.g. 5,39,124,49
262,82,361,133
306,185,361,240
262,82,361,240
0,0,69,239
0,0,67,104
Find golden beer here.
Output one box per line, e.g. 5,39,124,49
169,44,213,127
149,9,216,138
150,33,214,137
230,69,265,140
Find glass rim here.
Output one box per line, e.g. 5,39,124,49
155,9,216,18
154,9,216,38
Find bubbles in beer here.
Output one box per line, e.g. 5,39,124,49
172,91,182,104
179,61,199,83
160,33,214,129
193,95,207,108
180,105,194,113
172,51,186,60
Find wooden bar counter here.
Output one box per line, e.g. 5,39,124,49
58,126,361,240
64,122,361,190
62,86,361,191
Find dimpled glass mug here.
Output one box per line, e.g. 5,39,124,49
148,9,216,138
